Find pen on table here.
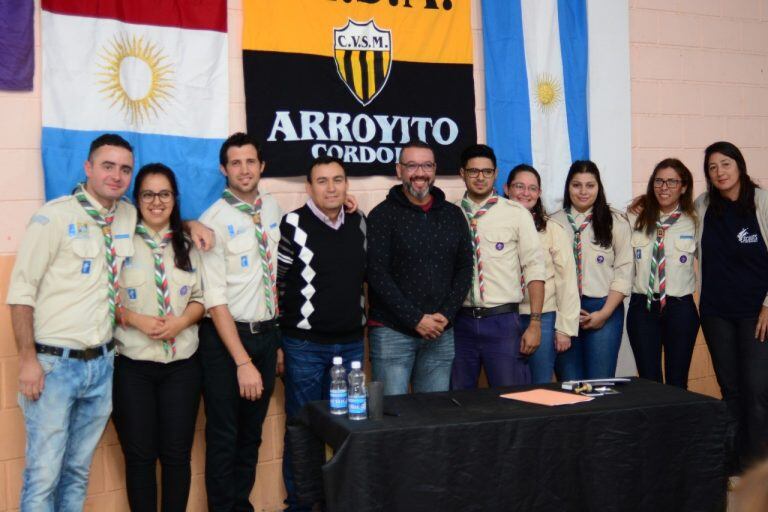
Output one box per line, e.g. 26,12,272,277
450,398,462,407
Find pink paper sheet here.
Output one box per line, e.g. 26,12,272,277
500,389,594,406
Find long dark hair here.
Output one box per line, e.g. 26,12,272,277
562,160,613,248
505,164,547,232
634,158,696,234
132,163,193,272
704,141,758,215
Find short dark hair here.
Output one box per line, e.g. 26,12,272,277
306,155,346,183
399,139,434,163
219,132,262,166
460,144,496,169
88,134,133,160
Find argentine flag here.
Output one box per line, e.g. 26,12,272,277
41,0,228,219
482,0,631,211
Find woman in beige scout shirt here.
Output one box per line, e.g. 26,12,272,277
113,163,205,512
627,158,698,389
505,164,580,384
551,160,633,380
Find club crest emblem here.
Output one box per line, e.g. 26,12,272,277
679,255,687,263
495,242,505,251
596,255,605,264
333,19,392,106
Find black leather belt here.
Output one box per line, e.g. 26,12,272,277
460,303,519,319
35,339,115,361
234,319,279,334
639,293,693,302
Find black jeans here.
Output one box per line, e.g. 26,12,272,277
112,354,202,512
701,314,768,470
626,294,699,388
199,318,278,512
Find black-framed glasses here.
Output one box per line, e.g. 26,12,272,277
139,190,174,203
400,161,436,173
465,168,496,178
510,182,540,194
653,178,682,189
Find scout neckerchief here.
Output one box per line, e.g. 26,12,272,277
136,223,176,356
566,208,593,296
221,188,278,317
461,192,499,304
647,208,682,311
75,183,119,325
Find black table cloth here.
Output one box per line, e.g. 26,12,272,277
289,378,734,512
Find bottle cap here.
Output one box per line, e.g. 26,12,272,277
351,361,361,369
333,356,342,365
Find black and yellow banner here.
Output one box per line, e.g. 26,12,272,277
243,0,476,176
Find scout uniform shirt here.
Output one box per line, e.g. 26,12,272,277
519,218,581,337
6,189,136,349
115,228,204,362
628,211,696,298
550,207,633,298
458,196,546,307
199,189,282,322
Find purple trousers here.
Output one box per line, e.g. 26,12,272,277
451,311,530,389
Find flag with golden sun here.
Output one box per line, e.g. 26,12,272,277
41,0,228,219
482,0,631,212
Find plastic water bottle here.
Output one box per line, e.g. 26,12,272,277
348,361,367,420
329,357,348,415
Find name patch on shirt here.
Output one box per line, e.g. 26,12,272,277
81,260,92,274
679,234,694,240
127,288,137,300
596,255,605,264
114,233,130,239
635,248,642,259
269,222,278,229
241,255,249,268
179,285,189,297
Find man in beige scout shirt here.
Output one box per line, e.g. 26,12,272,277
197,132,283,512
6,134,137,511
451,144,546,389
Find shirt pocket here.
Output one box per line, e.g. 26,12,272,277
226,233,256,275
113,237,135,261
120,268,146,305
71,238,100,276
672,237,695,266
482,228,516,259
630,232,651,261
171,267,197,313
588,241,614,268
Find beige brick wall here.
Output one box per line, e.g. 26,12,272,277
3,0,768,509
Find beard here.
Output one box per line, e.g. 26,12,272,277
404,179,433,200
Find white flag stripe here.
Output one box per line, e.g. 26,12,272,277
42,11,228,138
587,0,632,210
521,0,573,212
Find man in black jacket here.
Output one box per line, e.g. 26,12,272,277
367,140,473,395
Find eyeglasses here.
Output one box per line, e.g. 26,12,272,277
464,168,496,178
653,178,682,189
510,183,540,194
400,161,436,173
139,190,174,203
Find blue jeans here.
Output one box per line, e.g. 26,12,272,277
19,348,115,512
555,296,625,380
520,311,557,384
369,326,455,396
282,337,364,512
452,312,529,389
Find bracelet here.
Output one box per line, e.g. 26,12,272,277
236,358,252,368
530,312,542,322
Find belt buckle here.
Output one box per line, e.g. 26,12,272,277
472,307,483,319
82,347,99,361
249,322,261,334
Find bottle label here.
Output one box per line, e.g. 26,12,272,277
330,389,347,410
349,395,367,415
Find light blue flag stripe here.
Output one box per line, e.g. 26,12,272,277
557,0,590,161
481,0,533,194
42,128,224,220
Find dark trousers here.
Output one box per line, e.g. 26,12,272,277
112,354,202,512
701,314,768,470
199,319,278,512
626,293,699,389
